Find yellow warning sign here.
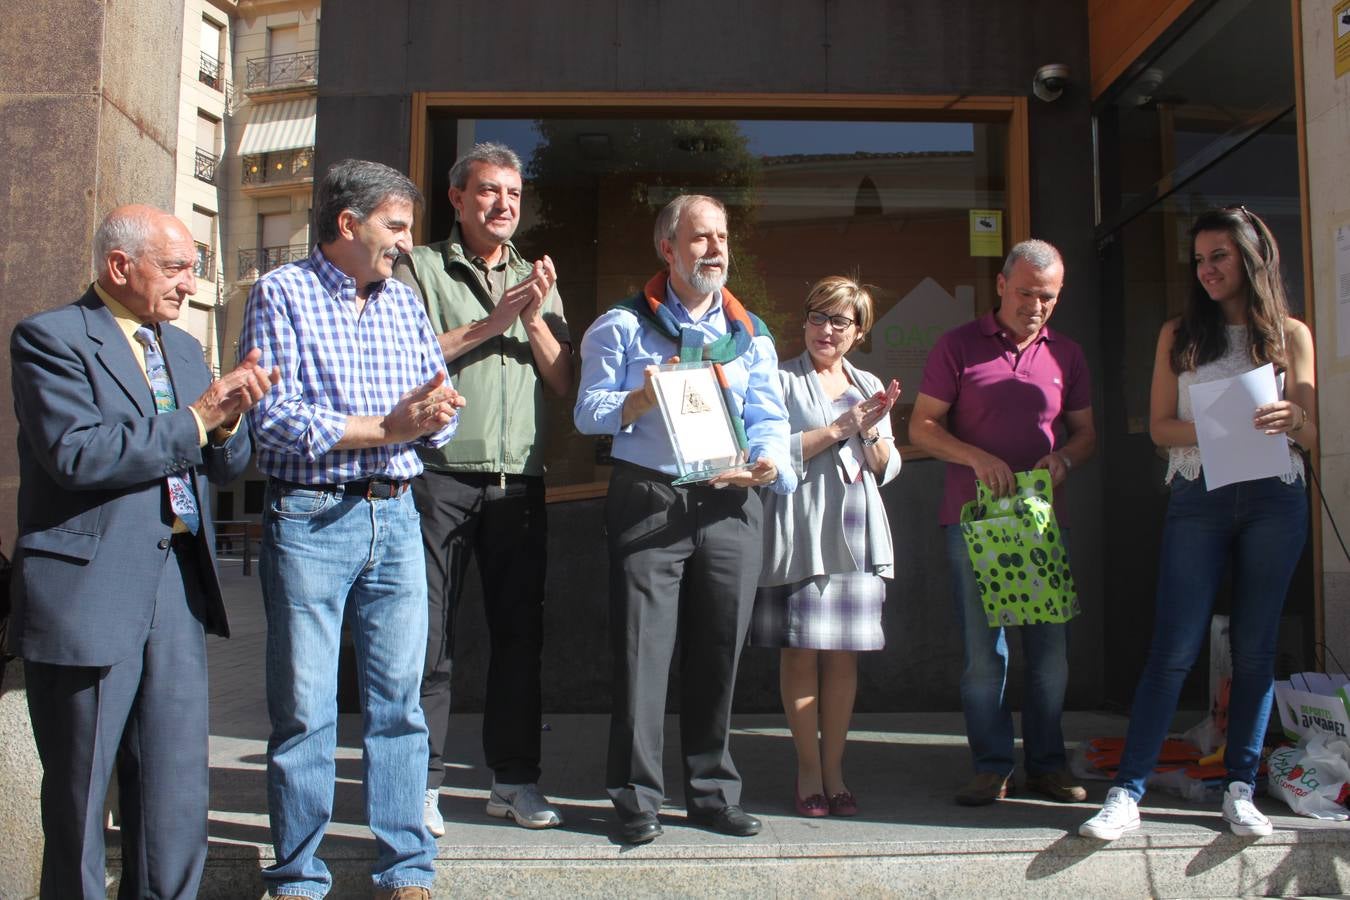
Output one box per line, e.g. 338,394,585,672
1337,0,1350,79
969,209,1003,258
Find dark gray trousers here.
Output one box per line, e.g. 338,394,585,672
413,470,547,788
604,462,763,821
25,539,210,900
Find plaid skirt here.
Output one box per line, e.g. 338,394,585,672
749,465,886,651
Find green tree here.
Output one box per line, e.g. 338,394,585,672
520,118,777,331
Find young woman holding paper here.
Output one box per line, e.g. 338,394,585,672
749,276,901,818
1080,206,1316,841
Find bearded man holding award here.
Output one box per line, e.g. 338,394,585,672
574,194,795,845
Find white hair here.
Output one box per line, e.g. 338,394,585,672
93,208,156,263
652,194,727,266
1002,239,1063,278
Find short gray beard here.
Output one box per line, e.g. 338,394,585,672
684,257,727,295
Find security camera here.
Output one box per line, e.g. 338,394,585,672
1033,63,1070,102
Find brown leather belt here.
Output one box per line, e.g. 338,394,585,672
276,477,410,499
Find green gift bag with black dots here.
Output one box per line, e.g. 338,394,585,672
958,468,1080,627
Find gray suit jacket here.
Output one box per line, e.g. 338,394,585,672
758,352,902,588
8,287,249,666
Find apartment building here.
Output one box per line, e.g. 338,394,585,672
173,0,234,374
225,0,320,359
168,0,319,372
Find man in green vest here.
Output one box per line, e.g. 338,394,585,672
394,142,572,836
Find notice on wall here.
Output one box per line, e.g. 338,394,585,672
1337,0,1350,78
969,209,1003,257
1337,220,1350,359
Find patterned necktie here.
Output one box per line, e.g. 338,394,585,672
134,326,201,535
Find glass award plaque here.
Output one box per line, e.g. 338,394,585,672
649,360,750,485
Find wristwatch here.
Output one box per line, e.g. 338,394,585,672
862,431,881,447
1057,452,1072,471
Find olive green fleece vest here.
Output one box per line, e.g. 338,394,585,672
405,235,551,476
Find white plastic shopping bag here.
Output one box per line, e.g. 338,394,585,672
1267,737,1350,820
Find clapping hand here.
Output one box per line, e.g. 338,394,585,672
383,371,465,442
832,378,901,441
490,256,556,331
191,348,281,432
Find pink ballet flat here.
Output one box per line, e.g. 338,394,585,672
828,790,858,817
795,789,829,818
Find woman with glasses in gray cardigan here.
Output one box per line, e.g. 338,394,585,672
750,275,902,819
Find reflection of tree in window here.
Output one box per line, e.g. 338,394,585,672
523,119,784,336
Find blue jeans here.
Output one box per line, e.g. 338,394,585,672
260,482,435,898
945,524,1070,776
1114,474,1308,801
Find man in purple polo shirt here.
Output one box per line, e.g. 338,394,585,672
910,239,1096,807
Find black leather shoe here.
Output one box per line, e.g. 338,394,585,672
619,812,663,844
691,805,761,836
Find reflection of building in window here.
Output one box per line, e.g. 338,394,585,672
194,242,214,280
855,175,883,217
241,148,314,186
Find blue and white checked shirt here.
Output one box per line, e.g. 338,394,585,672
574,282,796,494
240,246,456,484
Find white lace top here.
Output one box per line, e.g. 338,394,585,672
1166,324,1304,485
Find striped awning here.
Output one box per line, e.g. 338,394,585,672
238,98,316,155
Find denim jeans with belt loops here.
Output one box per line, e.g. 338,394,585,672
1114,473,1308,801
260,481,435,898
945,524,1072,777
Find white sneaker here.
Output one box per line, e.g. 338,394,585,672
486,782,563,829
1222,781,1272,837
423,788,445,838
1078,786,1141,840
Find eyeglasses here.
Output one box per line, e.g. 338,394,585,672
806,310,856,330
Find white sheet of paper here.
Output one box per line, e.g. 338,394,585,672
1187,363,1292,490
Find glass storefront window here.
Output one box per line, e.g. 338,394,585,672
1096,0,1294,227
1113,109,1304,434
421,114,1010,492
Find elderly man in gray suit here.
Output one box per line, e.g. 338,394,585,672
8,205,279,899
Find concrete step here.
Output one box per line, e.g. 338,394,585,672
103,712,1350,898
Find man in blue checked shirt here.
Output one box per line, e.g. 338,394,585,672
241,159,464,900
574,194,795,846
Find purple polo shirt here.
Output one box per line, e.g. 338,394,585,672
918,311,1092,525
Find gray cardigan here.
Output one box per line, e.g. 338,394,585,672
758,352,902,587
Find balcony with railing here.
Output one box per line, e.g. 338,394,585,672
194,243,215,281
241,147,314,188
245,50,319,93
238,244,309,281
194,148,220,184
199,52,224,91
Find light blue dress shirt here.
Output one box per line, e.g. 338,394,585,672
574,283,796,494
